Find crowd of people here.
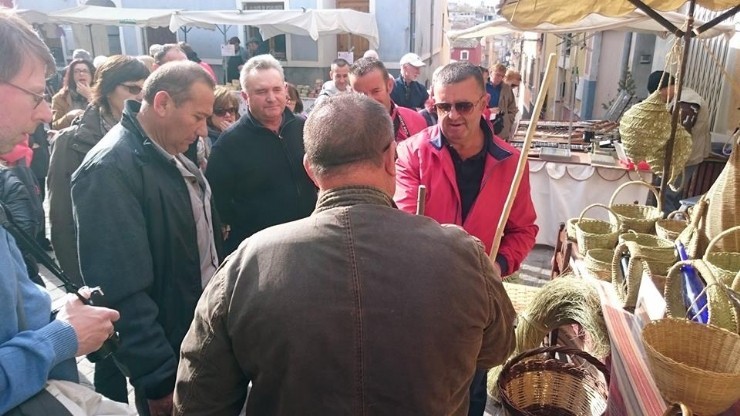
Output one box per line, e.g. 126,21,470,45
1,8,537,416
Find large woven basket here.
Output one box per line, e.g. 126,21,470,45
585,249,613,282
497,345,609,416
610,246,653,309
703,226,740,287
609,180,663,234
574,204,621,255
619,91,693,188
663,260,740,333
618,232,677,276
656,211,689,242
642,318,740,415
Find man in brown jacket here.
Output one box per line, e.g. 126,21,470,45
174,93,516,415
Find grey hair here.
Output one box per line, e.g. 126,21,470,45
239,54,285,91
304,93,393,177
153,43,183,65
0,9,56,81
434,61,485,93
142,60,215,106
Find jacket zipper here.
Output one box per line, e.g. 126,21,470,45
271,118,303,198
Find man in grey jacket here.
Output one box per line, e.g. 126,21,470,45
174,93,516,415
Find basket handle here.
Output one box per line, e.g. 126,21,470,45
498,345,610,386
663,402,693,416
666,210,688,222
577,203,622,230
608,180,662,213
704,225,740,259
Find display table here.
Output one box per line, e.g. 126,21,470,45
529,159,652,246
570,258,740,416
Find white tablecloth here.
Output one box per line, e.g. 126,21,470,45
529,160,652,247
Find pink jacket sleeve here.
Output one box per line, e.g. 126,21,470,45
497,162,538,275
394,141,421,214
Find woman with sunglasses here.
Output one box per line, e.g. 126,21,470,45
47,54,150,405
206,86,240,146
50,58,95,130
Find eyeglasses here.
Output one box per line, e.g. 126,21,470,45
433,95,485,115
213,107,239,117
119,84,143,95
2,81,46,109
73,68,91,75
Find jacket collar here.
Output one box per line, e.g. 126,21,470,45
429,118,511,161
239,106,296,131
314,186,395,214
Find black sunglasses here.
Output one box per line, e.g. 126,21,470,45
3,81,46,109
120,84,143,95
213,107,239,117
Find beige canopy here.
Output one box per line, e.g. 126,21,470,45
499,0,738,28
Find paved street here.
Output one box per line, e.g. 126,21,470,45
40,243,552,414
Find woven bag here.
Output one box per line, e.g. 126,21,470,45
619,232,677,276
619,92,693,188
574,204,621,255
497,345,609,416
642,318,740,415
611,244,655,309
703,226,740,286
656,211,689,242
664,260,740,333
609,180,663,233
705,134,740,251
677,197,710,259
585,249,613,282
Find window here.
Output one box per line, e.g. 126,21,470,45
242,2,287,61
460,50,469,61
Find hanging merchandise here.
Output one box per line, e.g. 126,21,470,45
619,91,692,189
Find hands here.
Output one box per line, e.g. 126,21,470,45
65,109,85,121
221,224,231,241
54,289,120,356
76,81,92,101
217,119,233,133
148,392,173,416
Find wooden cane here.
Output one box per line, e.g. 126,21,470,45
416,185,427,216
489,53,557,263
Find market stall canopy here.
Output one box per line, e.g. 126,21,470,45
169,9,380,48
449,9,735,40
46,5,177,28
499,0,739,28
15,9,50,25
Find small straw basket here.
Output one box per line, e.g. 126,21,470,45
609,180,663,234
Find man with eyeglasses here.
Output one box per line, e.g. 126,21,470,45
0,10,122,414
394,61,537,415
349,57,427,142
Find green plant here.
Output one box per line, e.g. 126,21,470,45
602,70,636,110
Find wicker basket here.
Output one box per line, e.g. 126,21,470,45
609,180,663,234
656,211,689,242
574,204,621,255
642,318,740,415
611,246,653,309
703,226,740,287
585,249,613,282
619,232,677,276
566,218,578,241
497,345,609,416
663,260,740,333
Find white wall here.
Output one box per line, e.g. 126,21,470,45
592,31,627,119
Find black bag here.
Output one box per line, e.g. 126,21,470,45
492,112,505,135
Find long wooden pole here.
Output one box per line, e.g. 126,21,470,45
489,53,557,262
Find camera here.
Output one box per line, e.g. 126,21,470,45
83,287,120,363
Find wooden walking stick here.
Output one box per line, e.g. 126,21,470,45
416,185,427,216
489,53,557,264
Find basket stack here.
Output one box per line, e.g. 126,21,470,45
642,318,740,415
656,211,689,242
498,345,609,416
609,180,663,234
574,204,621,255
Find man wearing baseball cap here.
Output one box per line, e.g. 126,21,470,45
390,52,429,110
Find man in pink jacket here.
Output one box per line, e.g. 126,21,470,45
395,61,537,277
349,57,428,142
395,60,537,415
